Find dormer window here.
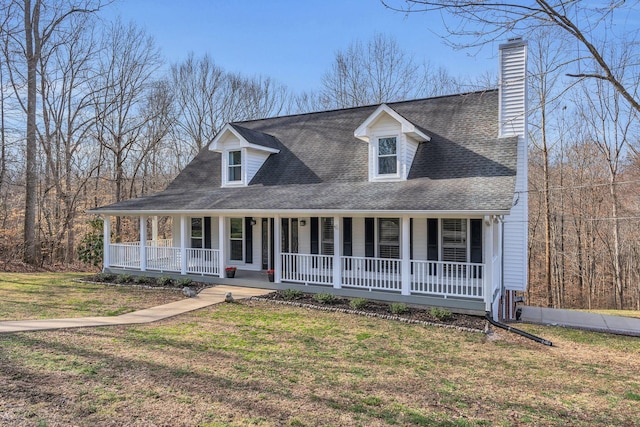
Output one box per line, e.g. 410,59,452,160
377,137,398,175
354,104,430,182
210,124,280,188
228,150,242,182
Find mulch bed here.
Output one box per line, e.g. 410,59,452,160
84,273,212,293
256,290,488,332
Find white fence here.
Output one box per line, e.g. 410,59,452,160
108,242,219,277
186,248,219,276
281,253,334,285
280,253,483,299
341,256,402,291
411,260,483,298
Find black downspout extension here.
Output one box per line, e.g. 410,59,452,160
486,311,553,346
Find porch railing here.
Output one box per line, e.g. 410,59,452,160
411,260,483,298
109,243,141,269
341,256,402,292
281,253,334,285
146,245,181,273
108,242,219,276
186,248,219,276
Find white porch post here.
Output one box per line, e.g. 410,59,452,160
333,215,341,289
180,215,188,275
103,216,111,270
274,214,281,283
483,216,495,313
401,215,411,296
151,216,159,243
218,215,226,278
139,216,148,271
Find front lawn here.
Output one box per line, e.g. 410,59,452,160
0,273,183,320
1,285,639,426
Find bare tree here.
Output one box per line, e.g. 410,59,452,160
320,33,421,108
383,1,640,114
1,0,104,264
90,19,161,238
171,53,290,155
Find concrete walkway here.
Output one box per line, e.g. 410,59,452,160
520,306,640,337
0,285,271,334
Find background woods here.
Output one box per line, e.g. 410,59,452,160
1,1,640,310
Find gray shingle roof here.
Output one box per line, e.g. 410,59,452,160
93,90,518,214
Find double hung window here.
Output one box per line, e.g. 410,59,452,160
228,150,242,182
191,218,203,248
378,218,400,259
230,218,243,261
377,137,398,175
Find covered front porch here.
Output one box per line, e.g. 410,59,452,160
102,213,503,311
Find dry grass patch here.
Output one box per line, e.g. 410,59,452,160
0,272,183,321
1,300,639,426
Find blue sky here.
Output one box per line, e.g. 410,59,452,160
105,0,498,93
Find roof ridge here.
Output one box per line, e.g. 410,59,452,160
232,89,499,125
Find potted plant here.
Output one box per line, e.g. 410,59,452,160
267,269,275,282
225,266,237,278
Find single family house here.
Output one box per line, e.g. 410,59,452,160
90,39,528,320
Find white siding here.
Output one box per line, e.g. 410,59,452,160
352,217,365,257
298,217,311,254
404,138,419,179
210,216,219,249
171,216,180,247
412,218,428,261
246,149,271,183
503,135,528,291
500,39,528,292
499,40,527,138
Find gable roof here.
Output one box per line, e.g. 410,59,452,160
354,103,430,142
92,90,519,215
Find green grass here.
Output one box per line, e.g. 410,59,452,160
1,274,639,426
0,272,182,321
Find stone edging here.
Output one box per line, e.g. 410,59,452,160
248,297,487,334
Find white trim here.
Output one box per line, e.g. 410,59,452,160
94,209,511,217
354,104,430,142
209,124,280,154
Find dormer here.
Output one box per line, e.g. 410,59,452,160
354,104,430,182
209,124,280,187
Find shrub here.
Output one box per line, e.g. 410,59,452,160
95,273,115,282
115,274,132,284
156,276,174,286
77,218,104,268
349,297,369,310
389,302,408,315
133,276,149,285
177,277,193,287
281,289,303,300
429,307,452,321
313,292,336,305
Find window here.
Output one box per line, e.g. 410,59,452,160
321,217,334,255
191,218,203,248
230,218,243,261
377,137,397,175
228,150,242,182
442,219,467,263
378,218,400,258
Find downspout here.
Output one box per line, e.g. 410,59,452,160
485,310,553,346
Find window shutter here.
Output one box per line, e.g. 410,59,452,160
281,218,289,253
365,217,375,257
204,217,211,249
343,217,352,256
470,219,482,263
310,217,319,254
427,219,438,261
245,217,253,263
